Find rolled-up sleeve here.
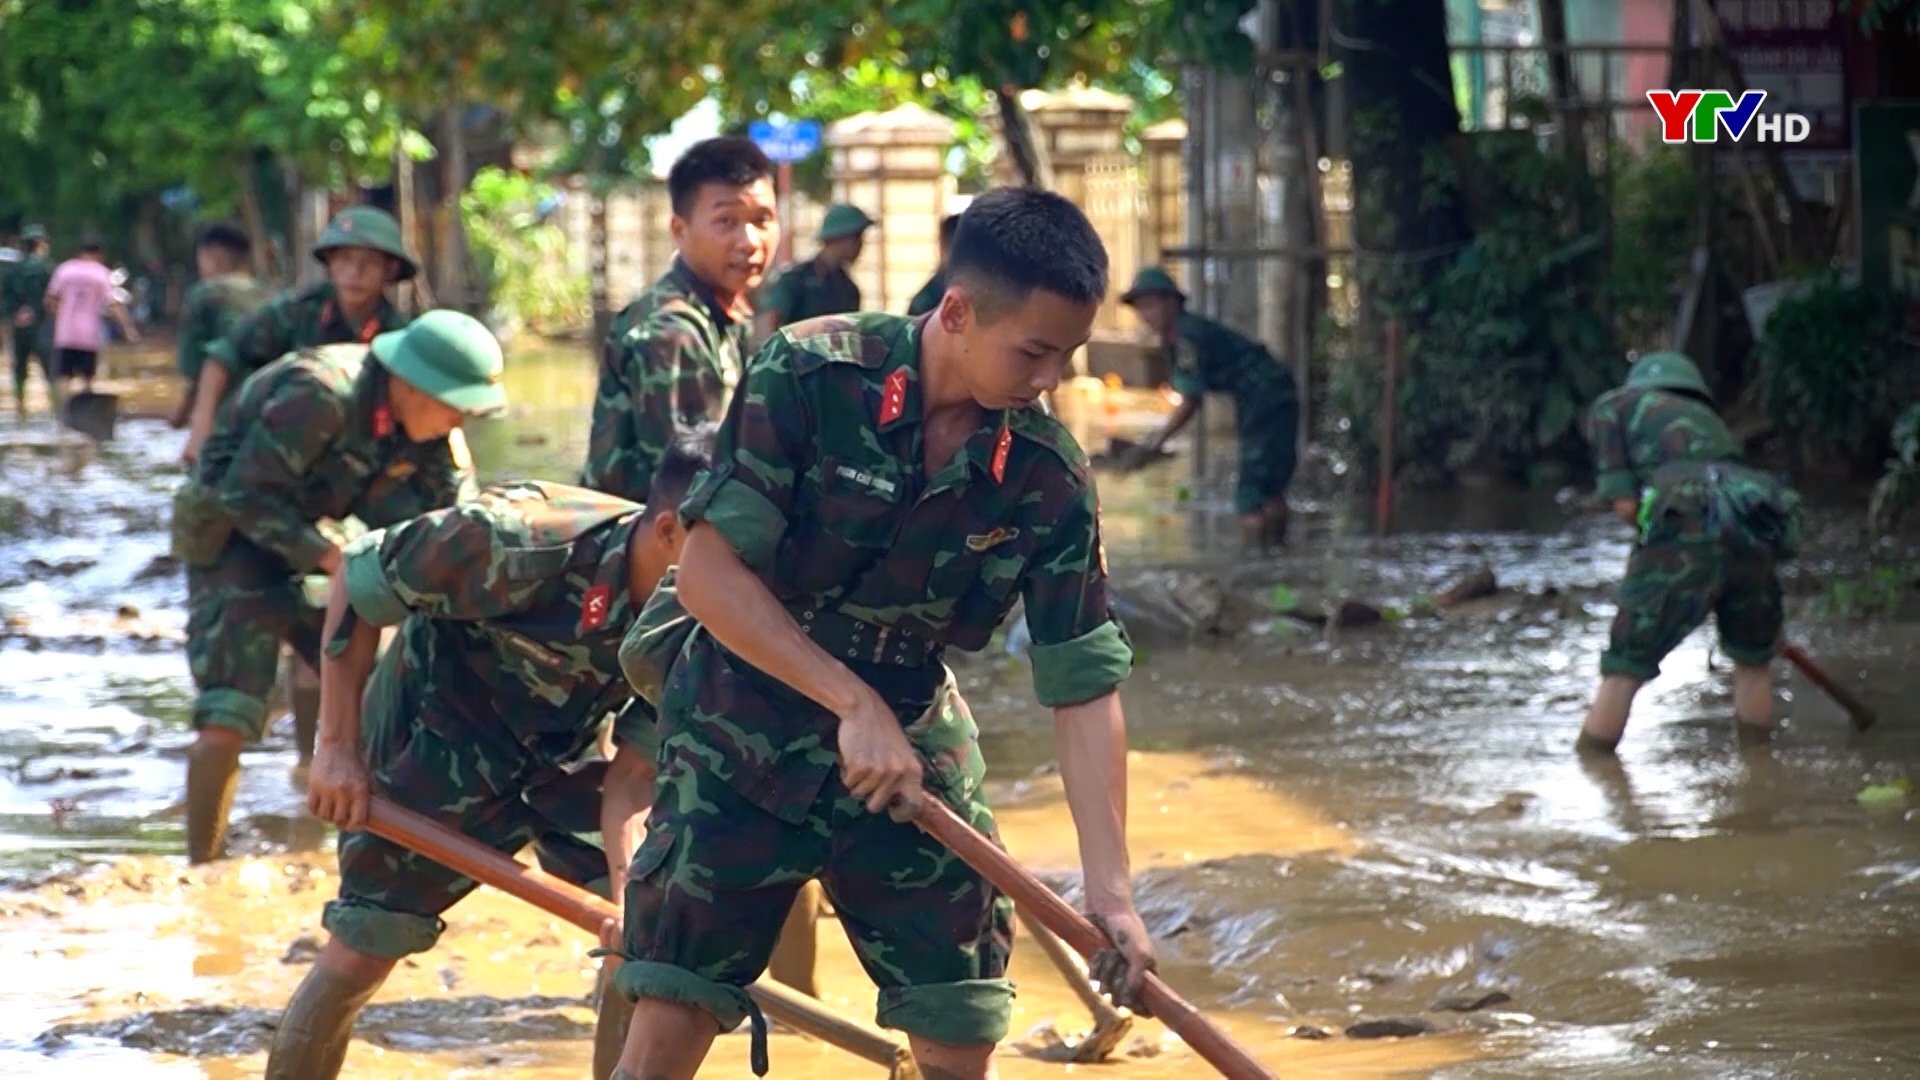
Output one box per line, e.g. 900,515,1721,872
677,336,809,571
1020,483,1134,708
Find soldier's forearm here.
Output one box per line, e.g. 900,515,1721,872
1152,397,1200,448
599,745,656,893
677,525,872,719
1052,692,1134,911
316,573,378,753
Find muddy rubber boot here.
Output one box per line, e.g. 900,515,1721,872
590,959,637,1080
768,880,823,997
185,738,244,864
265,964,384,1080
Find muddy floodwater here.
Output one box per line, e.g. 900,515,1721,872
3,341,1918,1078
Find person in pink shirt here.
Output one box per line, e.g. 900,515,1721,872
44,240,140,395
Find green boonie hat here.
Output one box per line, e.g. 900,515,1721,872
1120,266,1185,305
314,206,419,282
371,309,507,416
1625,350,1710,397
817,204,875,242
21,225,47,241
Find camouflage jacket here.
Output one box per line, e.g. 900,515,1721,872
2,255,52,324
668,312,1134,822
340,481,652,767
762,256,861,324
176,273,272,381
905,270,947,317
195,344,477,573
1168,311,1296,433
206,280,406,391
583,258,750,502
1585,386,1799,554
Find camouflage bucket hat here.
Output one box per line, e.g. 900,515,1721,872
1625,350,1710,397
21,224,47,242
1120,266,1185,305
371,309,507,415
314,205,419,282
817,203,875,242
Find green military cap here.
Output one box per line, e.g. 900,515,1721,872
21,225,47,241
817,203,876,242
1625,350,1710,397
371,309,507,415
1120,266,1185,305
314,206,419,282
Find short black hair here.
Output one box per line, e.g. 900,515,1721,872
644,422,719,520
667,137,774,218
938,213,961,247
947,188,1108,317
196,222,252,259
80,240,102,255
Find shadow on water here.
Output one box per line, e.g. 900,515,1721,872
3,340,1920,1076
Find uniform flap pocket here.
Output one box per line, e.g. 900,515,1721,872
499,544,573,583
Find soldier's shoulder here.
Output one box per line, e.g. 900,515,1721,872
1008,405,1093,481
780,312,910,375
285,342,371,387
474,480,642,544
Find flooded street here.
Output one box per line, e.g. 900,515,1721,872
4,342,1919,1078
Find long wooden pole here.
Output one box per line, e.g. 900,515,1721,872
904,799,1278,1080
1780,643,1879,733
363,798,919,1078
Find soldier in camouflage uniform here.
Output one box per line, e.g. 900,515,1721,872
1119,267,1300,549
584,137,777,503
172,222,271,428
757,202,873,336
905,213,960,317
182,205,416,466
174,310,503,864
1577,351,1803,754
607,188,1155,1080
4,226,54,414
269,431,716,1080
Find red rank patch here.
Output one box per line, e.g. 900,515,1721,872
581,584,612,631
372,404,393,438
991,424,1012,483
880,368,908,425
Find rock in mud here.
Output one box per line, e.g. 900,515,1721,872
1437,566,1499,607
1431,991,1513,1013
25,556,96,578
1107,567,1261,643
1344,1018,1434,1039
1291,1024,1334,1040
281,934,323,965
1330,600,1385,629
132,553,180,582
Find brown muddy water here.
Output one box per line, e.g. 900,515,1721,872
3,340,1919,1078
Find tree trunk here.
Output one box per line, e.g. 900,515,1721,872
440,106,471,312
234,159,273,283
1337,0,1473,314
993,86,1055,190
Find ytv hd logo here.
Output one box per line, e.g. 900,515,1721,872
1646,90,1811,144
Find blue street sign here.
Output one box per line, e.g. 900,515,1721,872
748,119,823,163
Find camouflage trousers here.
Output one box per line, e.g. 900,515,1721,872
325,655,612,960
613,661,1015,1052
1234,408,1298,514
185,537,325,742
1602,537,1783,681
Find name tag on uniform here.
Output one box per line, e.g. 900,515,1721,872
835,465,898,497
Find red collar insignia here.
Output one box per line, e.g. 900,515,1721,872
880,368,908,425
581,584,612,632
991,424,1012,483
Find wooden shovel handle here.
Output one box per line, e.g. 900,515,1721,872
905,798,1278,1080
1781,642,1878,733
363,798,914,1073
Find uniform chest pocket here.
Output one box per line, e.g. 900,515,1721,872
811,456,905,549
927,520,1032,605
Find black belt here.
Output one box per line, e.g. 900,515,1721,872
788,603,941,667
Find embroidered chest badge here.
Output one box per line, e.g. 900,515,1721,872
833,464,898,496
991,424,1012,483
581,584,612,632
964,526,1021,553
880,368,908,425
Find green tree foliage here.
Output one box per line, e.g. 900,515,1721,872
1758,277,1919,463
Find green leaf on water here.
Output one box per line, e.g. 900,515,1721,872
1270,584,1298,612
1856,779,1911,807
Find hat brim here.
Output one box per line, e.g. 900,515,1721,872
315,244,419,282
372,330,507,416
1121,286,1184,305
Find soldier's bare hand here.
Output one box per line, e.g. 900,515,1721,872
307,742,372,831
1087,907,1158,1016
180,428,205,465
837,695,924,815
